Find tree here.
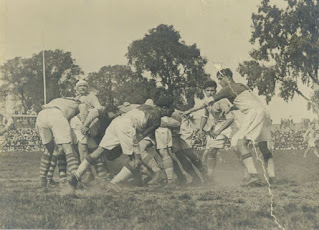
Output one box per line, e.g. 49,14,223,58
126,24,210,109
238,0,319,111
0,49,82,112
87,65,156,112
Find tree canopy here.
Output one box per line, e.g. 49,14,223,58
87,65,157,112
0,49,82,112
126,24,210,109
238,0,319,111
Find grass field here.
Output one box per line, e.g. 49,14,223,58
1,149,319,229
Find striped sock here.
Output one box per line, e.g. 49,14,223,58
39,151,52,183
57,154,67,179
47,155,57,182
65,153,79,174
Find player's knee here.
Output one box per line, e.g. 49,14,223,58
158,149,169,158
126,160,138,173
236,139,247,153
45,141,55,154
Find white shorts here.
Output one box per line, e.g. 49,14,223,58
155,127,172,149
236,107,271,143
206,134,228,149
99,117,137,155
36,108,72,145
206,121,234,149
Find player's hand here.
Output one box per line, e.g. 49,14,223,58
210,130,220,139
81,126,89,135
198,129,206,138
182,110,191,118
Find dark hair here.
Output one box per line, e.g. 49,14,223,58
155,95,174,107
216,68,233,79
203,81,217,90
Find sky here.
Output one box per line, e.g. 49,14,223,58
0,0,316,123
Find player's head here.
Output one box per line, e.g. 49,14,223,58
216,68,233,88
155,95,175,117
75,79,88,95
144,99,155,106
203,81,217,97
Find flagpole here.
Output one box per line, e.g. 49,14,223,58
42,31,47,104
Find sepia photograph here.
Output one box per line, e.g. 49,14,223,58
0,0,318,229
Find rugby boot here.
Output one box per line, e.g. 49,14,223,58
268,177,276,185
40,179,48,193
148,171,163,186
106,182,122,192
242,174,261,187
164,180,178,189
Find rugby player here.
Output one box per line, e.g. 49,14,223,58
68,96,175,190
184,68,276,185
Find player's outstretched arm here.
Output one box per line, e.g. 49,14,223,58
183,98,215,116
210,118,234,138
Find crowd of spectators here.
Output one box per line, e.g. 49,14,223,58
0,114,315,152
271,129,307,150
2,128,44,152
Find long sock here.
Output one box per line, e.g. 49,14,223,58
207,156,216,177
111,166,133,184
142,153,161,173
57,154,67,179
94,158,108,177
65,153,79,174
175,151,200,181
242,153,258,174
266,158,275,178
47,155,57,182
39,150,52,183
162,156,174,181
75,159,90,179
184,149,204,172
